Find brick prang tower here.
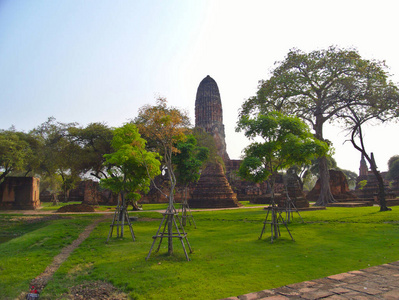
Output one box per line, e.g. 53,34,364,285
195,75,230,163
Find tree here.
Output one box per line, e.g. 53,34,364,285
0,129,32,182
387,155,399,181
100,123,161,240
173,134,209,226
237,111,329,240
339,103,398,211
68,122,114,180
134,97,191,258
239,46,399,206
31,117,82,201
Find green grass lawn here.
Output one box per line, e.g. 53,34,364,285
1,206,399,299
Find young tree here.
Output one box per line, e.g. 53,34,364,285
239,46,399,206
134,97,191,258
100,123,161,239
101,123,161,203
173,134,209,226
237,111,329,240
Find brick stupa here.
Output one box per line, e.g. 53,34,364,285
191,75,240,208
189,161,241,208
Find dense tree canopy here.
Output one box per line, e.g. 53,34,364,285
0,129,33,182
387,155,399,181
100,123,161,202
68,122,114,180
239,46,399,206
237,111,329,196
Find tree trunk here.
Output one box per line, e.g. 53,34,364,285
368,155,391,211
349,122,391,212
270,176,278,239
315,156,335,206
167,160,175,255
314,114,335,206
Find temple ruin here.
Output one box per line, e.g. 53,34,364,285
195,75,230,163
192,75,240,208
0,177,40,210
189,162,241,208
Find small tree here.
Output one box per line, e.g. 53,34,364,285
173,134,209,226
237,111,329,241
135,97,192,259
100,123,161,240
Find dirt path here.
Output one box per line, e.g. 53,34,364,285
30,214,111,292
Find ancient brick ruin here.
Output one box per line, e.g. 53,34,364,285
195,75,230,163
0,177,41,210
189,162,241,208
307,170,360,203
354,155,398,205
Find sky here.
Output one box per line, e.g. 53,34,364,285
0,0,398,174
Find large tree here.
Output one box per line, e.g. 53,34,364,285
31,117,82,201
0,129,32,182
239,46,399,206
68,122,114,180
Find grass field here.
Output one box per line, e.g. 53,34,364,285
1,204,398,299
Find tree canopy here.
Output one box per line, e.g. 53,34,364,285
134,97,190,204
239,46,399,205
237,111,329,191
100,123,161,201
0,129,33,182
387,155,399,181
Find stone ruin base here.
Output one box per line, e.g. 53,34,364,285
189,162,242,209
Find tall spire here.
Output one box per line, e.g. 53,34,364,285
195,75,229,162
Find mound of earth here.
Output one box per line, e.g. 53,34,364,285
62,281,128,299
56,204,96,213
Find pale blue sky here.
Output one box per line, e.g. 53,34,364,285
1,0,398,173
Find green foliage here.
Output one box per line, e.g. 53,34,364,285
237,111,329,184
31,117,82,198
338,168,358,189
68,122,114,180
358,180,368,190
100,123,161,201
387,155,399,180
173,135,209,187
0,129,33,181
240,46,399,205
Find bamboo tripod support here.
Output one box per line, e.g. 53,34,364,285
180,200,197,228
107,194,135,242
283,186,304,223
146,205,192,261
259,199,294,243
